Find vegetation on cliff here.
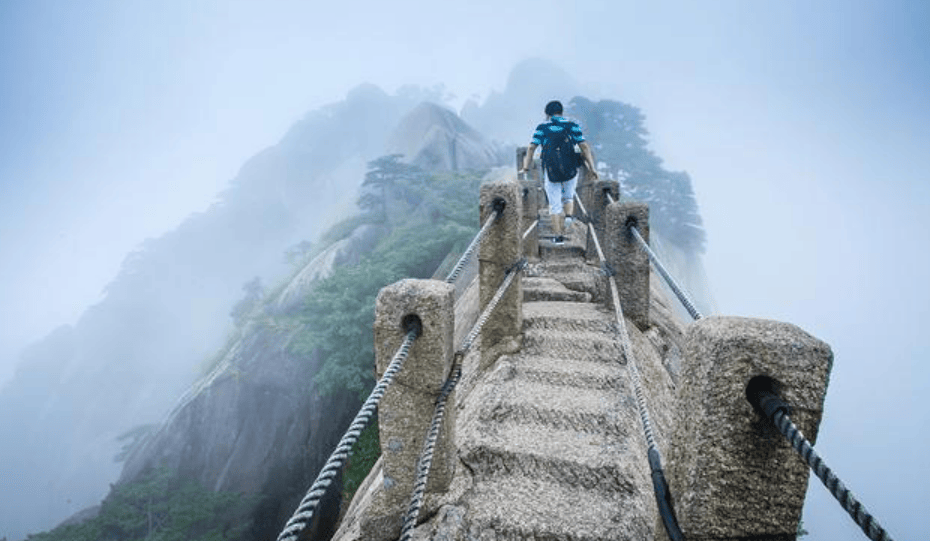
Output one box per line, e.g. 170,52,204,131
289,156,486,397
25,467,254,541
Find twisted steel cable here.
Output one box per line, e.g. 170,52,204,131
276,328,419,541
458,258,526,356
588,222,685,541
753,391,894,541
522,219,538,240
400,259,525,538
445,205,503,284
400,362,462,541
629,225,703,321
573,193,590,220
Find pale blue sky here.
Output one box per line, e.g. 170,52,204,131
1,1,928,539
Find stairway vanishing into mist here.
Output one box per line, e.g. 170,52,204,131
337,217,678,540
453,221,654,539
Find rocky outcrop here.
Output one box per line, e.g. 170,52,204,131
275,223,387,314
386,102,506,171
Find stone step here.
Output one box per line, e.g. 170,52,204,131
460,423,637,493
476,378,629,433
523,276,592,303
539,238,586,260
523,301,615,333
463,475,652,541
522,328,624,361
513,355,627,392
525,262,605,302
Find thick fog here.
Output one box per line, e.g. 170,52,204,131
1,1,928,540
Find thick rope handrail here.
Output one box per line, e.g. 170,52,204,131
400,259,526,540
586,218,684,541
276,327,420,541
750,389,895,541
445,200,505,284
629,225,703,321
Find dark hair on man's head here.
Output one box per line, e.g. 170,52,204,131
544,100,563,116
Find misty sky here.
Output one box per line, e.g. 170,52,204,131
1,1,928,539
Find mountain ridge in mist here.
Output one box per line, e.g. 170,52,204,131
3,62,710,541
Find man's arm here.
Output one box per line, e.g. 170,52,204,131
520,143,538,172
578,141,599,180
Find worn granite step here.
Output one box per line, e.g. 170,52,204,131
460,423,637,493
463,475,652,541
523,301,615,333
475,378,627,429
522,329,623,361
523,276,592,303
512,355,627,391
525,262,605,301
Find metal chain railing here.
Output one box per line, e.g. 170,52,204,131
579,213,684,540
445,199,505,284
399,258,526,540
750,389,895,541
276,325,420,541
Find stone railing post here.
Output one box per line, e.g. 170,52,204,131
605,199,649,329
664,316,833,541
516,146,541,181
478,180,522,369
583,179,619,261
520,179,540,259
362,279,456,540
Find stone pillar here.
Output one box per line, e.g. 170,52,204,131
584,179,619,261
516,146,541,181
520,180,540,259
362,279,456,540
478,180,523,368
664,316,833,541
605,200,649,329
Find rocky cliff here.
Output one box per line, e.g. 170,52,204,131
108,102,506,540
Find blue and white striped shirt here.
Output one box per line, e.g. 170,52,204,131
531,116,585,147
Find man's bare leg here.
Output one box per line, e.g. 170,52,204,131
551,212,564,237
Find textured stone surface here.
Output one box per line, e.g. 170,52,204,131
666,316,833,541
478,180,523,366
579,179,619,260
520,179,541,259
606,200,650,329
363,279,456,540
334,228,827,541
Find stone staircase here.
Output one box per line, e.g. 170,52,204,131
452,230,655,540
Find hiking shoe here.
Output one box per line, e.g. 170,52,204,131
552,235,565,245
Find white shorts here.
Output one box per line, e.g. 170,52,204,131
544,175,578,215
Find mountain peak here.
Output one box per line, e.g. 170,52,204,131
386,102,503,171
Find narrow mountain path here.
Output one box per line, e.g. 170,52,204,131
453,223,654,540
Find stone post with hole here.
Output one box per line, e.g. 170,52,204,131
661,316,833,541
583,179,619,262
520,180,540,259
605,199,650,329
478,180,523,370
361,279,456,540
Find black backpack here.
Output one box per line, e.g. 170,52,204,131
542,120,580,183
